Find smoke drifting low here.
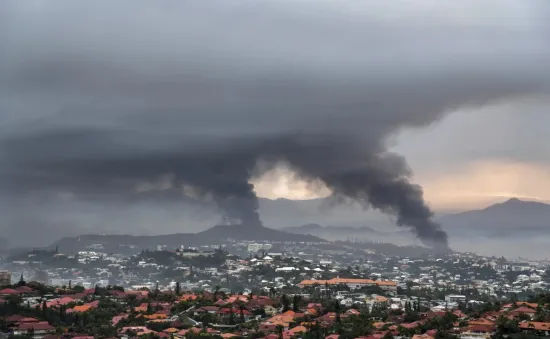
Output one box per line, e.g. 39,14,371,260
1,0,550,249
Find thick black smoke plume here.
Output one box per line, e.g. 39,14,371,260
1,0,550,249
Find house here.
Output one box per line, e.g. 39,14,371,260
264,305,278,316
377,281,398,292
465,323,496,335
502,302,538,311
112,314,128,326
196,306,220,314
19,318,39,323
298,278,397,290
0,288,18,295
305,308,319,316
283,326,307,339
509,307,537,319
259,323,279,333
143,313,168,320
120,326,156,336
346,309,361,316
445,295,466,303
13,321,55,338
468,319,495,327
412,334,434,339
519,321,550,335
15,286,36,294
46,297,75,308
216,308,253,321
70,305,92,313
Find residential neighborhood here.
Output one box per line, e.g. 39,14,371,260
2,241,550,339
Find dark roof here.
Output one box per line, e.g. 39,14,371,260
15,286,35,293
6,315,24,322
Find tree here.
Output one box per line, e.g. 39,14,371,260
281,294,290,312
276,325,284,339
239,304,246,323
229,307,236,325
292,295,302,312
41,301,48,319
213,286,220,301
17,273,26,287
334,300,342,325
175,282,181,296
325,282,331,299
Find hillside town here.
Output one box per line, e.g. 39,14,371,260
2,241,550,339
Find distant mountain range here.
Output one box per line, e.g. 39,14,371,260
10,197,550,254
279,198,550,243
50,224,324,254
281,223,383,240
438,198,550,238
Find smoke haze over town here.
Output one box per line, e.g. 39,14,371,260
1,0,550,256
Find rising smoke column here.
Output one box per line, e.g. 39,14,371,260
1,0,549,248
262,135,450,249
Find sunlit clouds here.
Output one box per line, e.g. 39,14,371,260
253,159,550,211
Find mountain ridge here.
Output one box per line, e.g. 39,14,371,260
49,224,325,254
438,197,550,237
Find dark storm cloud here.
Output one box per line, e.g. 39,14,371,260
1,0,549,248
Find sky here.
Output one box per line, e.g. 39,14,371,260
1,0,550,249
255,97,550,211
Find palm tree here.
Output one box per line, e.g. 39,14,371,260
276,325,284,339
334,300,341,325
213,285,220,301
239,304,246,323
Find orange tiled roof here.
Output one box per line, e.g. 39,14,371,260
516,302,539,309
289,326,307,334
469,319,495,326
143,313,168,320
373,322,386,329
179,294,198,301
72,305,92,312
520,322,550,331
306,308,318,315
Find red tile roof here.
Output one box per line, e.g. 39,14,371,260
512,307,537,314
519,322,550,331
17,322,54,331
